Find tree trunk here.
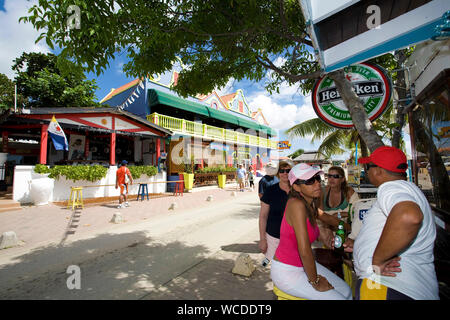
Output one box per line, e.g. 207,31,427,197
359,137,369,158
329,70,384,152
410,110,450,210
392,49,408,148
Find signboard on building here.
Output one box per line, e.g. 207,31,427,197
278,141,291,150
299,0,450,72
312,63,392,129
438,126,450,138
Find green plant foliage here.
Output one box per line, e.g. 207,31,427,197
128,165,158,179
34,165,108,182
11,52,100,108
0,73,26,110
33,164,51,174
20,0,319,98
195,166,237,174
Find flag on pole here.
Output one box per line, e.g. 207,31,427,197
48,115,68,151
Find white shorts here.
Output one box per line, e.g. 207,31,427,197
264,233,280,261
271,259,352,300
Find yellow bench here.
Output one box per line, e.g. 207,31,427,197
273,285,307,300
343,261,355,296
68,187,84,210
274,263,354,300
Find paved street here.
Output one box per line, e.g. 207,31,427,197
0,186,274,300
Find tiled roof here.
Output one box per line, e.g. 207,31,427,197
100,78,142,103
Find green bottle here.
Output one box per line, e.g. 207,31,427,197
334,221,346,253
347,203,353,225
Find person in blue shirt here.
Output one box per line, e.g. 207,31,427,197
259,160,293,266
258,162,279,199
237,164,246,192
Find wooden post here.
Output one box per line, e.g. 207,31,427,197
40,124,48,164
408,110,418,185
110,131,116,165
156,138,161,164
2,131,8,152
84,130,89,159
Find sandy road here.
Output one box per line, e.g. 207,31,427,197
0,192,264,299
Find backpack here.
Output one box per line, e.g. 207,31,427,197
121,167,130,184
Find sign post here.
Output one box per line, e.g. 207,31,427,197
277,141,291,150
311,62,392,129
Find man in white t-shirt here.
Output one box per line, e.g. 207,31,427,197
344,146,439,300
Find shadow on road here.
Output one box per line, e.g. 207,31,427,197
141,252,273,300
0,231,272,300
0,230,205,299
221,241,260,254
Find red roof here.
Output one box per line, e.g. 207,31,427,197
100,78,142,103
220,93,236,106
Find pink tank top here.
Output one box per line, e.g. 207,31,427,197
275,212,320,267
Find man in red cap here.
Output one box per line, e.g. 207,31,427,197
345,146,439,300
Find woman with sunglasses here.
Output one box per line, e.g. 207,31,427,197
258,160,293,267
318,166,358,247
323,166,356,213
270,163,352,300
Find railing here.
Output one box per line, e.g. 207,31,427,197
148,113,278,149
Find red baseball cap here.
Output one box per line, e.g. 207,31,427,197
358,146,408,173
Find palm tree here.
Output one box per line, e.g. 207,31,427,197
288,148,305,159
285,104,403,160
410,99,450,210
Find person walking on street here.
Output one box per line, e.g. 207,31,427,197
258,162,279,199
237,164,246,192
270,163,352,300
115,160,133,209
258,160,293,267
248,166,255,190
346,146,439,300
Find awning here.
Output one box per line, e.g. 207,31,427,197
149,89,210,117
148,89,277,137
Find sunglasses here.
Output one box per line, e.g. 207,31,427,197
294,174,321,186
279,168,291,174
365,164,378,171
326,174,341,179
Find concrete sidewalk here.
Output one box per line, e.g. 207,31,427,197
0,184,274,300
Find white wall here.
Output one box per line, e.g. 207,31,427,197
407,39,450,97
13,165,168,204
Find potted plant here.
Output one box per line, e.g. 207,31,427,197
183,159,194,191
217,166,226,189
30,164,54,205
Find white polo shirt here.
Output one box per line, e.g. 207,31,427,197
353,180,439,300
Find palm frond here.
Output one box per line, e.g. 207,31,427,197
317,130,347,158
285,118,336,142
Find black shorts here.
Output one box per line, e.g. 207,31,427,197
355,278,414,300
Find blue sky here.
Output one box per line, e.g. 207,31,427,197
0,0,366,161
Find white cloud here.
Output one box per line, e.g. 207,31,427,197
247,91,317,132
0,0,50,79
215,77,235,96
245,85,324,156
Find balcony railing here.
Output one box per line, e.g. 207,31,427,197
148,112,278,149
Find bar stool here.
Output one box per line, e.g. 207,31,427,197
273,285,307,300
174,174,184,196
343,261,355,296
68,187,84,210
137,183,149,201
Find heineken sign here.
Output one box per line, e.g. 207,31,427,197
312,63,392,129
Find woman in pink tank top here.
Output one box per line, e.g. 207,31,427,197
270,163,352,300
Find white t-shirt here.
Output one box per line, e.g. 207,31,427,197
353,180,439,300
348,198,376,240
